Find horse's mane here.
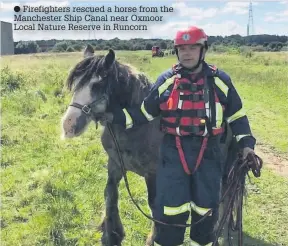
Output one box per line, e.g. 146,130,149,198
65,55,152,107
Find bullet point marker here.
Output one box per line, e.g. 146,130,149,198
14,6,20,12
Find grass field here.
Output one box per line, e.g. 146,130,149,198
1,50,288,246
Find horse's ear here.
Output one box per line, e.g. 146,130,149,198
104,49,115,69
84,44,94,58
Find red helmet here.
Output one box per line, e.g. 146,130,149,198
174,26,208,47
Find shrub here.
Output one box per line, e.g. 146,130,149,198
0,66,24,94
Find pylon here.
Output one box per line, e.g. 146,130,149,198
247,1,254,36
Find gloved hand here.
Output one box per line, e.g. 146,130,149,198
241,147,263,177
242,147,255,160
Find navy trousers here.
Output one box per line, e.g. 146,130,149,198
152,134,224,246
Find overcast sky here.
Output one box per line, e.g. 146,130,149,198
0,0,287,41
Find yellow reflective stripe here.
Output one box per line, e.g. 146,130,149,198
139,77,174,122
227,108,246,123
155,242,183,246
190,240,212,246
158,77,174,96
164,201,211,216
190,201,211,216
215,102,223,128
140,101,154,121
122,109,133,129
190,240,201,246
214,77,228,97
164,202,190,215
236,134,251,142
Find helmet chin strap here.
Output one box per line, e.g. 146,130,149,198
175,46,205,72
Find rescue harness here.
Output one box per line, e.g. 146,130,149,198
159,64,224,174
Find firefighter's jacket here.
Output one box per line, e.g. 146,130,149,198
111,62,256,150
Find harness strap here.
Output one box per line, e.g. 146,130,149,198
177,83,204,91
175,136,209,175
161,121,205,133
180,94,204,101
193,136,209,173
175,136,191,175
207,76,216,129
161,109,206,118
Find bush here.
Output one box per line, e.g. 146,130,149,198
240,46,254,58
210,44,227,53
251,45,267,52
66,46,75,52
15,41,40,54
71,44,83,51
0,66,25,94
52,41,71,52
210,44,239,54
267,42,284,52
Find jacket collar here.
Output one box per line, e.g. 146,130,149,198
174,61,215,78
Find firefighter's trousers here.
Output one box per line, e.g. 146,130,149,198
152,135,223,246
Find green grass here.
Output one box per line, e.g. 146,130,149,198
1,51,288,246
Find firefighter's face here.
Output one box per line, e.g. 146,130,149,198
177,44,204,69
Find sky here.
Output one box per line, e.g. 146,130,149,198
0,0,287,41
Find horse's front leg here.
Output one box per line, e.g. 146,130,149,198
100,158,125,246
144,173,157,246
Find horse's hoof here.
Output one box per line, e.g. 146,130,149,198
100,227,125,246
101,236,122,246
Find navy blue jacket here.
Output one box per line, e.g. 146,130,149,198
112,62,256,149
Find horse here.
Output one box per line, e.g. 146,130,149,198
60,44,237,246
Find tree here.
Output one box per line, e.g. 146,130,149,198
145,43,153,50
72,44,83,51
15,41,39,54
122,44,130,50
160,41,167,49
268,41,283,51
66,46,75,52
52,41,70,52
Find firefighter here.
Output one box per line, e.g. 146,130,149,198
105,26,258,246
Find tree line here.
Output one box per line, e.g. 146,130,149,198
14,34,288,54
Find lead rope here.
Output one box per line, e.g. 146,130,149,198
213,152,263,246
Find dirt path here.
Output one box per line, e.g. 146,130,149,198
255,144,288,177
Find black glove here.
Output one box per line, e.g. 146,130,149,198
242,147,255,160
241,147,263,177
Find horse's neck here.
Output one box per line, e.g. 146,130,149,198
126,78,152,107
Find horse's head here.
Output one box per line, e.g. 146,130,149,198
61,44,117,138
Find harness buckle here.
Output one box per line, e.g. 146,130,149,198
82,105,91,114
